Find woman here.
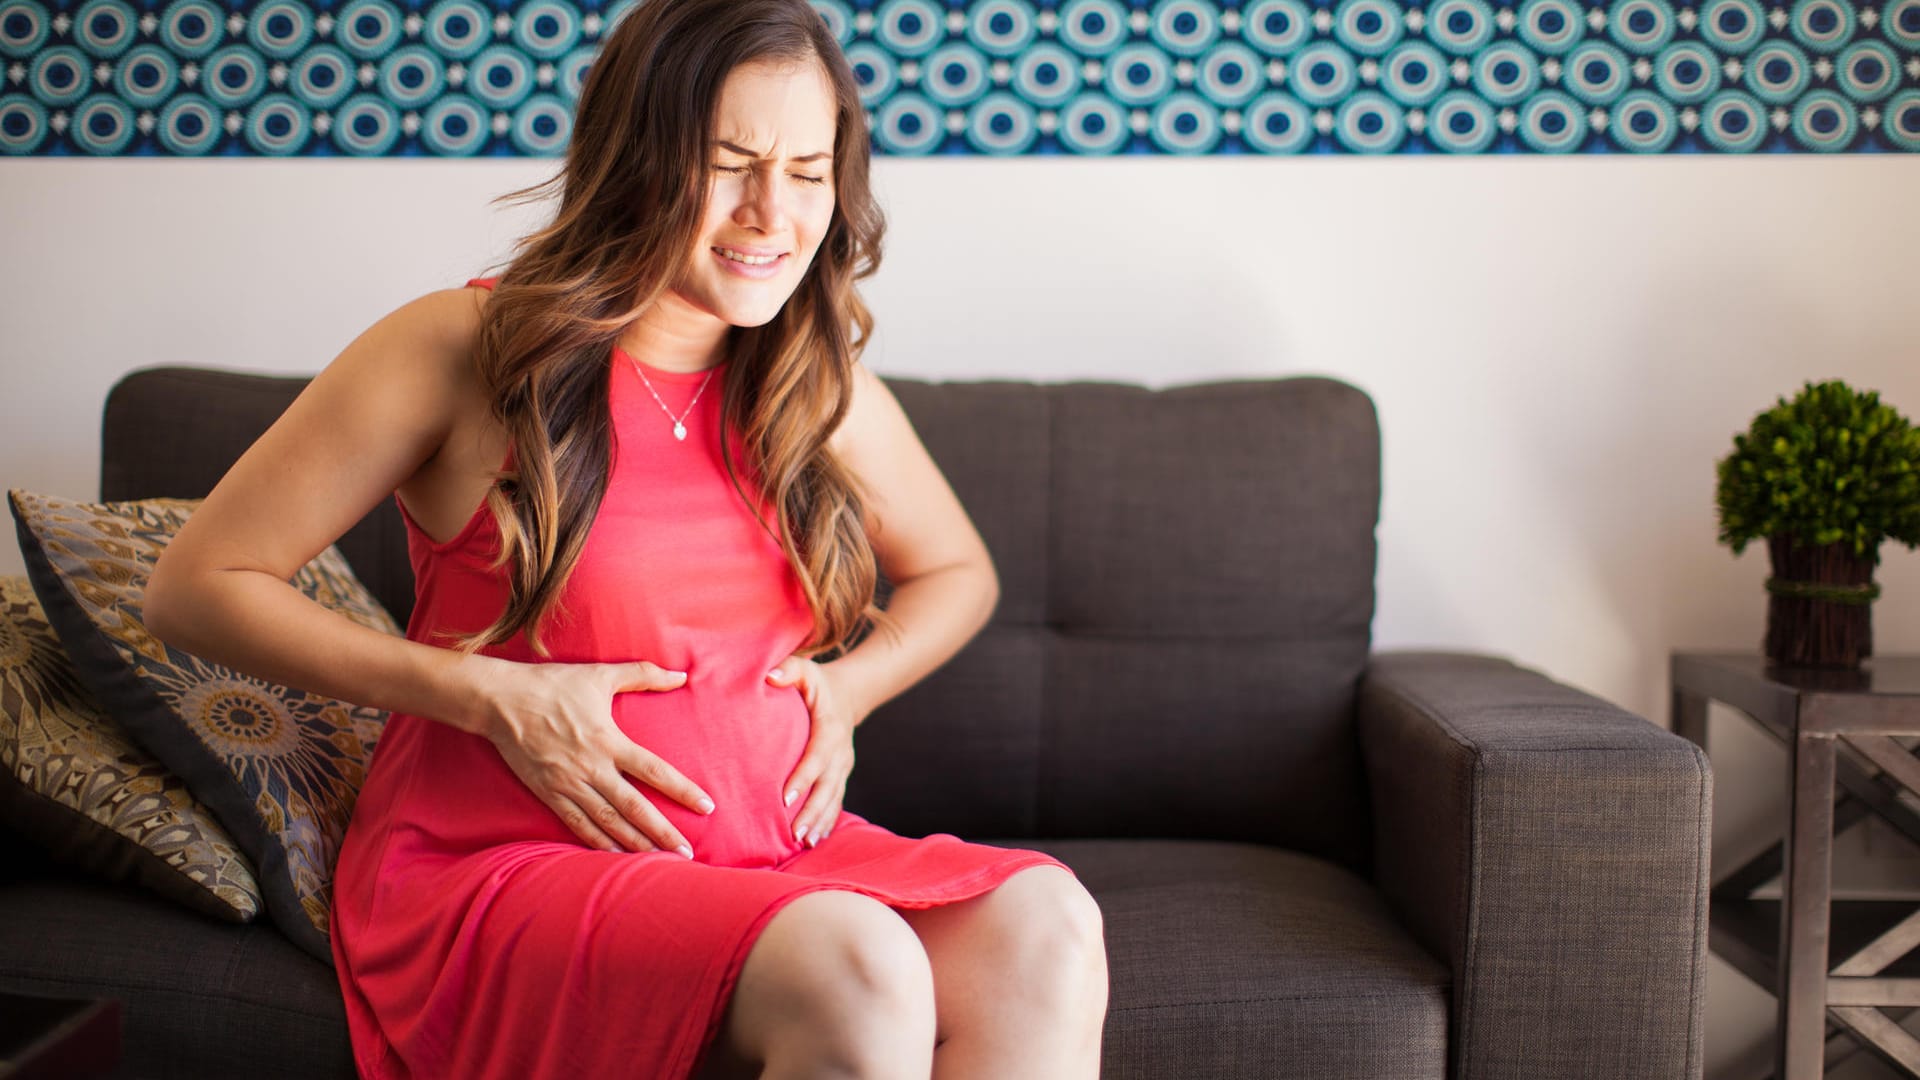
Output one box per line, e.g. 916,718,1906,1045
144,0,1109,1076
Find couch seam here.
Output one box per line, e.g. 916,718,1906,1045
0,970,339,1022
1368,671,1699,762
984,626,1387,643
1032,385,1056,839
1114,987,1449,1010
1685,738,1709,1078
1461,725,1483,1078
1370,672,1479,755
1368,668,1493,1080
1445,745,1695,754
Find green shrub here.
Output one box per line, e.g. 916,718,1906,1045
1716,379,1920,564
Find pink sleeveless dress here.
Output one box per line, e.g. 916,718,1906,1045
328,276,1073,1079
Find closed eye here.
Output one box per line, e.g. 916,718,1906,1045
714,164,828,186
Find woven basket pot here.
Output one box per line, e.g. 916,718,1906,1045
1765,535,1878,669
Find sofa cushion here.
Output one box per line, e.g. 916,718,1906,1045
8,490,399,964
0,837,1444,1080
0,868,351,1080
992,836,1450,1080
0,575,262,923
865,377,1380,871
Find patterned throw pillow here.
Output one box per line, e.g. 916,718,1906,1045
8,491,402,964
0,575,263,922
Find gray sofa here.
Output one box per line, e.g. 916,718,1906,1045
0,365,1712,1079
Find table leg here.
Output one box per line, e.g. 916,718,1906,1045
1778,730,1837,1080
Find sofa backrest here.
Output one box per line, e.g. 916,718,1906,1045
102,367,1381,870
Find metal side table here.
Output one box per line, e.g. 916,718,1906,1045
1673,651,1920,1080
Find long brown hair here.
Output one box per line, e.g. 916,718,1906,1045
442,0,889,659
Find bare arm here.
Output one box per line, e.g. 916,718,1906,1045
146,287,719,856
145,286,507,735
823,362,1000,726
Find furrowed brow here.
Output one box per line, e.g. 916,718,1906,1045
713,140,834,163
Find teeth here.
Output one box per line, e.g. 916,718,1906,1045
716,247,781,266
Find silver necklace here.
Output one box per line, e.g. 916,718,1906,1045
628,355,716,441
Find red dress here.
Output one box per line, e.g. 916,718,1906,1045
329,276,1073,1079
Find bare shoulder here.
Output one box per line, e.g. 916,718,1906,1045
823,358,990,581
827,359,902,464
330,285,492,440
373,283,508,538
417,283,493,381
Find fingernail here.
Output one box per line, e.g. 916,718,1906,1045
697,796,715,814
805,830,818,848
795,825,809,845
676,844,694,860
784,789,796,807
766,670,780,681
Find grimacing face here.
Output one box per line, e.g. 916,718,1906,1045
670,56,840,329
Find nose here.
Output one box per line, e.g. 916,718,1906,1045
733,167,791,234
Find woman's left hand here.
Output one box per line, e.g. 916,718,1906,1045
768,656,866,848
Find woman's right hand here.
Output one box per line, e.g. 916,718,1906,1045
476,657,715,857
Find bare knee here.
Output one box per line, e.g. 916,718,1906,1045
716,890,936,1077
1004,867,1108,1008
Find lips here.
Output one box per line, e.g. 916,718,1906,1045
710,246,789,279
712,245,786,264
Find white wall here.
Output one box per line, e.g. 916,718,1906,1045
4,155,1919,1078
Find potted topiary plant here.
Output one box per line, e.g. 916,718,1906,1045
1715,379,1920,669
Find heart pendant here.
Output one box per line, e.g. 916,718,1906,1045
673,422,687,441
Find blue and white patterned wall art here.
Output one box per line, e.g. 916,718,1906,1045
3,0,1918,156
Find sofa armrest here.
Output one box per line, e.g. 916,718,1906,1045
1357,650,1711,1080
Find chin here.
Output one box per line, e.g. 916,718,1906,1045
711,304,781,329
712,290,799,329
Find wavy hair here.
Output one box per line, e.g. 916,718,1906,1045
439,0,890,660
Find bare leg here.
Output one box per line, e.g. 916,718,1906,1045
894,865,1108,1080
693,889,937,1080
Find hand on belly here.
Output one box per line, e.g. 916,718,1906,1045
764,655,864,852
617,675,815,868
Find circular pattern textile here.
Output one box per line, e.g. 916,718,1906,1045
1,0,1915,154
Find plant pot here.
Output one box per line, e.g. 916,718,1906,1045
1765,535,1878,669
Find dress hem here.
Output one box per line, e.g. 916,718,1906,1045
678,847,1071,1078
